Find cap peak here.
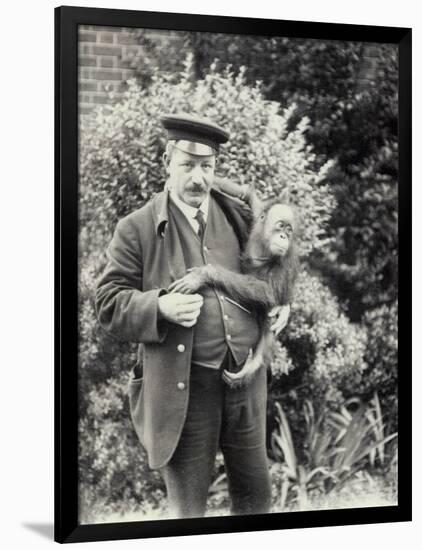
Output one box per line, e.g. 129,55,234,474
160,113,229,154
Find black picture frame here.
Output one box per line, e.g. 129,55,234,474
55,5,412,544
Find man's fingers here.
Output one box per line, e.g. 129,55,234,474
175,292,203,304
177,300,203,312
159,292,203,325
176,305,202,318
179,318,198,328
181,293,203,303
175,311,202,326
165,292,204,304
175,298,203,322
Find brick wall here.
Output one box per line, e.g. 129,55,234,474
78,25,159,115
356,44,383,91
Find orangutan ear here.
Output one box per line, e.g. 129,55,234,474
280,188,290,203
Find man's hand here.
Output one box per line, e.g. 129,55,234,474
268,304,290,336
158,293,204,327
168,267,208,294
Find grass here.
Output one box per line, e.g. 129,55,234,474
79,466,397,524
272,469,397,513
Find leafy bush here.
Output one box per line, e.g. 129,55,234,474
270,396,397,511
283,272,367,400
314,46,398,318
357,302,398,430
270,271,368,404
78,372,165,523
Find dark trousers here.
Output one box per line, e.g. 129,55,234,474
160,352,272,518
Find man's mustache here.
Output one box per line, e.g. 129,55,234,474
187,183,206,192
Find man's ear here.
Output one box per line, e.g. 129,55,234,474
162,152,170,174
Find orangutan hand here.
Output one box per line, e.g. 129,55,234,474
268,304,290,336
168,267,209,295
222,349,262,388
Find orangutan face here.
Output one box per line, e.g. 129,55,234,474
262,204,296,257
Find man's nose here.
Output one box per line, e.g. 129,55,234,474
191,165,205,182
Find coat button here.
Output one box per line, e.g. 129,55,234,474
177,344,185,352
226,334,232,341
177,382,186,390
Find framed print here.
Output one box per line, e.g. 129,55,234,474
55,5,411,543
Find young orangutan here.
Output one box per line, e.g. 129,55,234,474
168,178,300,387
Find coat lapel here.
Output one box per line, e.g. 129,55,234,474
210,188,253,251
148,187,253,287
150,190,187,286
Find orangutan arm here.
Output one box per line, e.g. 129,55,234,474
168,264,275,312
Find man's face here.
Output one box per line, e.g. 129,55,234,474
164,147,216,208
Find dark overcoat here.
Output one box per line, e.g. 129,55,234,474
95,188,253,469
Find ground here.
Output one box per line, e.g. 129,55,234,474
80,468,397,524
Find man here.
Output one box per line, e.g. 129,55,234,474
96,114,285,518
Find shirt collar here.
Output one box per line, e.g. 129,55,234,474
169,189,209,222
153,187,235,238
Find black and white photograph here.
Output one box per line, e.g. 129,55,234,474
49,3,413,544
77,18,403,526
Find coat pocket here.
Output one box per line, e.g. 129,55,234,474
225,296,252,315
128,375,143,407
128,368,144,415
128,368,145,447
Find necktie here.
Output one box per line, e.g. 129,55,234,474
195,209,206,241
